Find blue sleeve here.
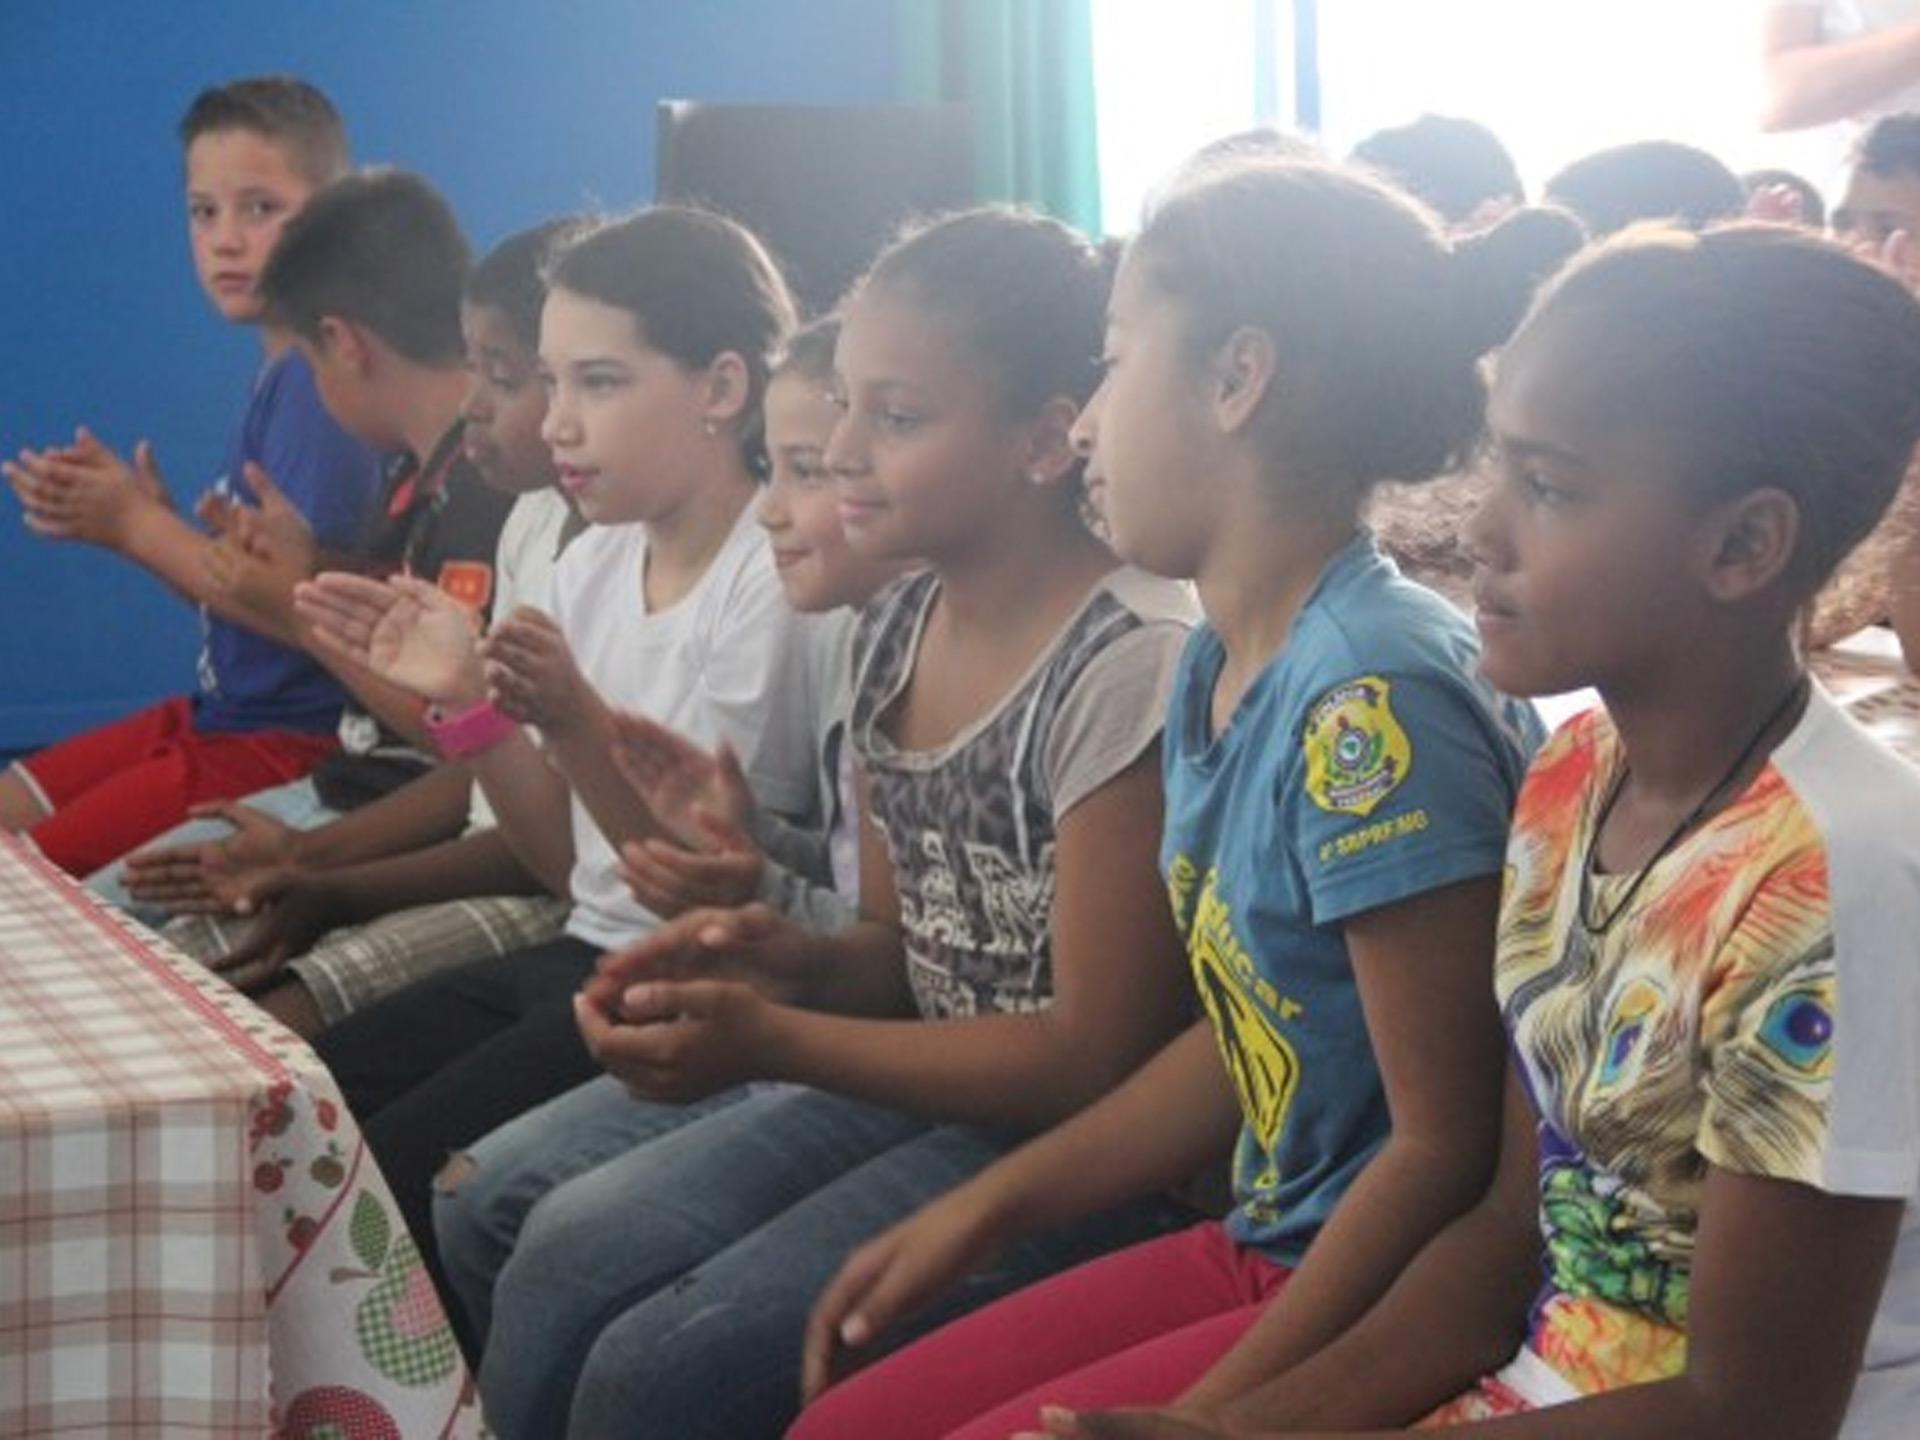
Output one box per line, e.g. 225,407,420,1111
242,349,385,547
1285,668,1524,927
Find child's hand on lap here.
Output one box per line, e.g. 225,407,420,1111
574,969,774,1103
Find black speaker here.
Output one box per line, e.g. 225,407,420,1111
655,100,977,316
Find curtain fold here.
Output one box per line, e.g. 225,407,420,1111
898,0,1103,233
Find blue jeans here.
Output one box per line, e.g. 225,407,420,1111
453,1081,1193,1440
434,1074,756,1343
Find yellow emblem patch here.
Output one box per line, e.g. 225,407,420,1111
1302,676,1412,817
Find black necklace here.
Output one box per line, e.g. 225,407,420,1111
1578,673,1810,936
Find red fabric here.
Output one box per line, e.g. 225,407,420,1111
788,1222,1291,1440
18,696,336,876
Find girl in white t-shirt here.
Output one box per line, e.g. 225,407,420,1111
292,207,822,1341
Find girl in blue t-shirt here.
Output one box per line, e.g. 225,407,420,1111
790,158,1550,1440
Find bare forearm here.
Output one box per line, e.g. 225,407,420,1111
791,918,917,1017
1760,19,1920,129
289,763,474,871
1223,1196,1540,1433
470,735,578,896
766,1009,1231,1151
543,708,672,859
118,504,286,630
1190,1131,1499,1414
312,827,547,922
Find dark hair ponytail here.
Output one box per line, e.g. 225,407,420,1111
1450,204,1587,361
1135,158,1546,495
853,206,1111,419
546,206,797,477
1516,222,1920,590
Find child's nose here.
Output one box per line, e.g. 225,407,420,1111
461,383,493,425
821,414,863,477
210,213,246,253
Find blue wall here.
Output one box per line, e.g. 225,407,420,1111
0,0,902,756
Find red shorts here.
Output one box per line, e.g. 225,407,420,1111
14,696,337,877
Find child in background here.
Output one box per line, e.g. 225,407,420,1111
0,76,384,877
294,205,826,1316
1036,225,1920,1440
1543,139,1747,238
788,158,1545,1440
1348,112,1525,232
431,206,1200,1440
141,218,588,1037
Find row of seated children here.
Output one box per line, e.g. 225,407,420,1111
371,154,1919,1437
134,215,591,1038
776,187,1920,1440
9,81,1920,1439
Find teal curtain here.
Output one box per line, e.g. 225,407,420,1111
898,0,1103,233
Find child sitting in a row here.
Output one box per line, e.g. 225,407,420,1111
1,76,386,878
1016,217,1920,1440
141,218,589,1037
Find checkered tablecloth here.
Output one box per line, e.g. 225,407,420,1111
0,832,483,1438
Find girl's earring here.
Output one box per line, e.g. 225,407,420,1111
702,418,719,438
1027,467,1049,485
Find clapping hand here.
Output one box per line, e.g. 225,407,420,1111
203,463,319,633
609,709,765,914
479,606,597,734
4,427,170,546
296,570,486,705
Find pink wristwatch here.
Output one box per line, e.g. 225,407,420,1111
424,697,517,758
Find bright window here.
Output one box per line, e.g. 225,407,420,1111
1093,0,1824,234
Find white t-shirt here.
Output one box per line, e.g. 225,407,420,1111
469,488,575,832
546,507,824,948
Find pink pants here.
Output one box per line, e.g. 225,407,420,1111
787,1222,1292,1440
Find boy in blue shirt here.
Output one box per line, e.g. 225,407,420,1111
1,77,385,877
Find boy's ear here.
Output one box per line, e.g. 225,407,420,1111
1020,395,1083,486
316,316,374,375
1698,486,1800,602
700,351,752,428
1212,325,1278,434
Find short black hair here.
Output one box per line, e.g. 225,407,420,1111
1350,114,1523,225
177,75,348,187
1854,112,1920,181
466,216,593,350
1545,140,1745,238
259,167,469,365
